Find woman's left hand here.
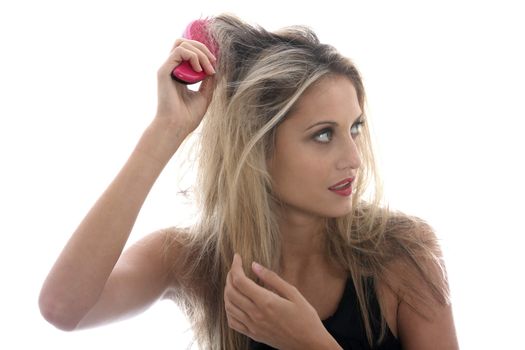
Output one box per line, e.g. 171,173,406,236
224,253,340,350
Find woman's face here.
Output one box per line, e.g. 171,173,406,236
267,75,363,219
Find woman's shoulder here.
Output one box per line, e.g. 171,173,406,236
383,208,435,237
155,225,193,270
379,211,450,315
131,227,191,294
377,212,458,347
380,209,442,258
355,203,437,242
154,226,210,300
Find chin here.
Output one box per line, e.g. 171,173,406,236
327,209,353,219
324,202,353,219
279,196,353,220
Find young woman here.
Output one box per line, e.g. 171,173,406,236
39,14,458,349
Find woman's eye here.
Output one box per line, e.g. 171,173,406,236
314,128,333,143
350,121,364,137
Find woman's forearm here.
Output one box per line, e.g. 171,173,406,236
39,119,186,329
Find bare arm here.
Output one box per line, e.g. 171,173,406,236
398,298,458,350
75,228,182,329
395,228,459,349
38,122,185,330
38,38,217,331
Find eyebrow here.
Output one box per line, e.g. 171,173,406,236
304,114,364,132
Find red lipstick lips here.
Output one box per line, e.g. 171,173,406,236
328,177,354,197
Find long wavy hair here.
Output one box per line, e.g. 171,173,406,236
164,13,449,349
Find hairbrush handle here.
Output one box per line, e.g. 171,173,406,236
171,61,207,84
171,19,216,85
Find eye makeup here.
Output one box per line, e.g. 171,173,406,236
312,117,365,144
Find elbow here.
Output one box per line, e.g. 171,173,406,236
38,292,82,332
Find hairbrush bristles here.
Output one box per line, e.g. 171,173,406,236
171,18,218,85
184,19,219,56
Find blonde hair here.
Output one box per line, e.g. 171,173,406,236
165,13,449,349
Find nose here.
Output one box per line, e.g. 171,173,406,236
335,136,362,171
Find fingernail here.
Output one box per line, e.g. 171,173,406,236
252,261,263,273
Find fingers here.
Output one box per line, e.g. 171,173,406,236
226,312,251,337
225,258,257,335
170,38,216,75
225,267,256,314
198,75,216,105
252,261,297,301
171,38,216,61
225,271,252,328
229,254,291,305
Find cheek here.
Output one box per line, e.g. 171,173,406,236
272,149,329,194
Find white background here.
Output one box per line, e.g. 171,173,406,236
1,0,524,349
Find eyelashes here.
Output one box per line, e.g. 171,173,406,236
314,128,333,143
350,120,365,136
313,120,365,144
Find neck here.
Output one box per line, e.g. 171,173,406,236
277,209,328,277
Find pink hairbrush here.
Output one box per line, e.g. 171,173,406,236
171,19,218,85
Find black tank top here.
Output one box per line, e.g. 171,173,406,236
250,277,401,350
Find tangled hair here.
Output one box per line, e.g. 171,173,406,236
164,13,449,349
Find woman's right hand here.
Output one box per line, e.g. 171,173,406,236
155,38,217,136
